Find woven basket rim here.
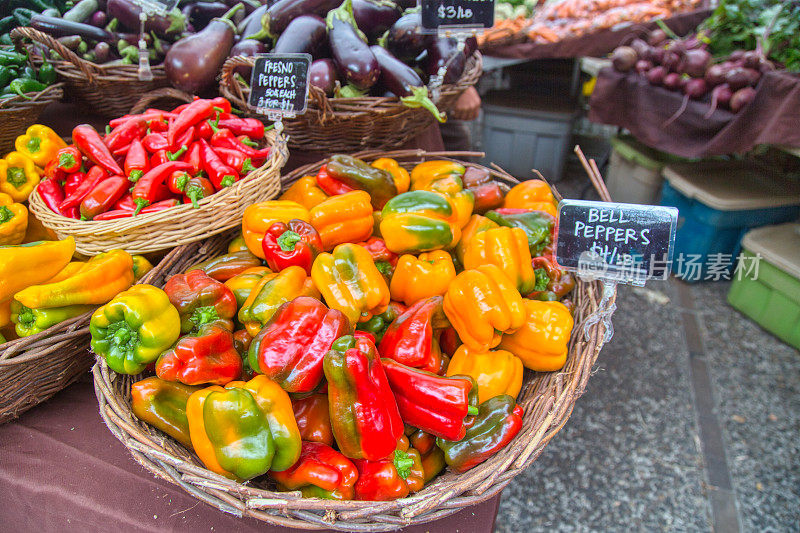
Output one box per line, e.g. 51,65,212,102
0,82,64,110
92,151,616,530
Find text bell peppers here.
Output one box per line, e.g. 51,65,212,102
238,266,319,336
355,301,406,345
353,436,424,501
326,154,397,210
10,300,93,337
502,179,557,217
156,323,243,386
242,200,310,259
90,285,181,375
15,249,134,309
311,243,390,325
380,191,461,254
292,393,334,446
486,208,554,257
371,158,409,195
0,192,27,245
498,300,573,371
164,269,238,333
463,227,536,294
271,441,358,500
409,161,474,228
324,335,403,460
248,296,350,393
0,237,75,302
443,265,526,352
131,376,201,448
15,124,66,167
309,191,374,251
279,175,328,209
446,345,523,404
436,395,523,473
187,250,263,282
378,296,449,375
389,251,456,306
261,219,322,275
186,375,301,480
454,214,499,264
0,152,40,202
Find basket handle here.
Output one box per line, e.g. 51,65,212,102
11,27,101,82
220,55,255,106
129,88,193,114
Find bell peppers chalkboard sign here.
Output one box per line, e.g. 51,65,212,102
248,54,311,117
421,0,495,30
554,199,678,284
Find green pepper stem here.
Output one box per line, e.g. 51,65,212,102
467,405,479,416
401,86,445,123
128,169,143,183
6,167,28,188
277,230,302,252
0,206,14,224
167,145,188,161
133,198,149,215
393,449,414,479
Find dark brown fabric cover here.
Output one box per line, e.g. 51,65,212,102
481,10,710,60
0,376,500,532
589,67,800,158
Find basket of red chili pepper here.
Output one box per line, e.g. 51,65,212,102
27,96,287,256
92,149,612,530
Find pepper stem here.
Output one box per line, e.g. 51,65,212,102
0,206,14,224
401,86,445,123
393,449,414,479
467,405,480,416
17,305,34,328
6,167,28,188
277,230,302,252
128,169,143,182
26,137,41,154
190,306,219,329
167,145,188,161
241,158,255,174
187,187,202,208
58,152,76,169
133,198,149,215
220,175,235,188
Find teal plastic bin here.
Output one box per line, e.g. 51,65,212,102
660,161,800,282
728,223,800,350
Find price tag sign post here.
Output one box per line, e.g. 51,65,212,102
554,199,679,341
131,0,178,81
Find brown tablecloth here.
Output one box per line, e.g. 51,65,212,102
481,10,711,60
589,67,800,158
0,375,500,532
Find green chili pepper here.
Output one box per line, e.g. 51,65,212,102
9,78,47,98
38,61,56,85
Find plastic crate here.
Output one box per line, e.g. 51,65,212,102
480,90,577,180
660,160,800,281
728,223,800,350
606,135,688,205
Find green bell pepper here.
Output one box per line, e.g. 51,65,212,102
10,300,94,337
485,208,554,256
131,376,201,448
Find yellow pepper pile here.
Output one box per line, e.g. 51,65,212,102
0,125,64,203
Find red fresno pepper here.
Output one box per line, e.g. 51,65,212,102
59,165,108,211
182,142,202,174
43,158,66,182
378,296,449,375
114,193,135,211
198,139,238,190
109,111,175,128
104,116,147,153
36,178,65,214
55,146,82,173
80,176,129,220
167,99,216,148
148,118,168,133
183,176,215,208
124,138,148,182
72,124,123,176
168,170,191,195
212,146,256,175
196,120,214,140
261,220,322,275
210,128,270,160
142,132,169,153
217,117,265,139
92,199,179,220
63,171,85,197
131,161,191,214
316,164,354,196
155,323,242,386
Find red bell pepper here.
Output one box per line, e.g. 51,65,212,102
378,296,449,375
353,436,424,501
43,158,66,182
316,164,354,196
356,237,398,279
124,138,148,182
381,358,478,441
59,165,108,211
437,326,461,357
37,178,65,215
270,442,358,500
167,99,216,148
104,116,147,153
155,323,242,386
210,128,270,161
217,117,265,139
261,220,322,275
292,394,334,446
79,176,128,220
72,124,123,176
183,176,215,208
198,139,238,190
164,269,238,334
92,199,178,220
248,296,350,393
212,146,256,175
55,146,82,174
131,161,191,214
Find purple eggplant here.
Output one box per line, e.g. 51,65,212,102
370,45,443,121
30,15,115,42
249,0,342,42
89,11,108,28
238,4,268,37
309,58,338,95
272,15,329,56
353,0,402,42
424,38,465,84
166,3,242,94
327,0,379,91
231,39,267,57
107,0,186,37
183,2,230,30
381,8,431,62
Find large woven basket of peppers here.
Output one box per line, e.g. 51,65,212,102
27,96,287,256
92,149,613,530
0,233,232,425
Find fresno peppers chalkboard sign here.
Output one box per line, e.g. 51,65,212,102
554,199,678,284
421,0,495,30
248,54,311,116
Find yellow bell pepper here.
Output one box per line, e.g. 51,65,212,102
14,125,67,167
132,255,154,282
311,243,390,324
447,345,523,403
0,152,40,202
371,158,410,194
280,175,329,210
380,191,462,254
454,214,498,265
238,266,319,336
0,192,28,245
503,179,557,217
499,300,573,371
227,233,248,253
15,249,134,309
463,227,536,294
224,266,272,309
0,237,75,302
443,265,526,352
309,190,374,251
410,161,474,227
0,298,11,328
390,251,456,306
242,201,311,259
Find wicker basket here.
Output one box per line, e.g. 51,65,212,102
219,53,483,152
93,150,615,530
12,27,170,118
27,129,287,256
0,82,64,154
0,233,231,425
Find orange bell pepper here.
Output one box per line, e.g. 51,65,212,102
499,300,573,371
309,190,374,251
503,179,557,217
446,345,523,403
280,175,329,209
389,251,456,306
463,227,536,294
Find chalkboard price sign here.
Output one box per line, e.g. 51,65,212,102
554,199,678,284
421,0,495,30
248,54,311,117
132,0,179,14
